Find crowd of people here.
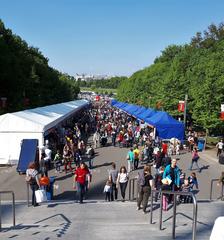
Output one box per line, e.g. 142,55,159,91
26,108,95,205
26,101,205,212
90,102,203,213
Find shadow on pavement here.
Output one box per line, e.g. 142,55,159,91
91,162,113,169
200,164,210,172
55,173,73,181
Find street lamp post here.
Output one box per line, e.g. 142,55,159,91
183,94,188,127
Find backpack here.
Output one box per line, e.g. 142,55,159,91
134,151,139,159
137,170,145,187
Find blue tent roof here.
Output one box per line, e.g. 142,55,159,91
123,105,140,115
138,108,156,121
145,111,184,140
133,106,147,116
110,100,184,140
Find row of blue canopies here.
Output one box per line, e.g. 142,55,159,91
111,99,184,140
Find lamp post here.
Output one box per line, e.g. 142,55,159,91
183,94,188,127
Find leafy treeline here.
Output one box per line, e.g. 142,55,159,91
78,76,127,89
117,23,224,134
0,20,79,114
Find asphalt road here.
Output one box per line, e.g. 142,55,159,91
0,138,224,201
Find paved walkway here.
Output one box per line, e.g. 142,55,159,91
0,143,223,201
1,141,224,239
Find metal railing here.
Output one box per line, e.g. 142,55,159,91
150,189,197,240
210,178,224,201
128,178,137,201
0,191,16,231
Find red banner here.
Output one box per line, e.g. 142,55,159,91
178,101,185,112
220,112,224,120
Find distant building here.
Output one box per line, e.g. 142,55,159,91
74,73,114,81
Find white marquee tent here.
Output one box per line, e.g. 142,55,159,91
0,99,89,164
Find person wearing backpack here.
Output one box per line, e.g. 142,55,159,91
136,165,154,214
26,162,41,207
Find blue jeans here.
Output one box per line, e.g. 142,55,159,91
189,159,200,171
76,182,86,203
110,183,118,201
88,155,93,169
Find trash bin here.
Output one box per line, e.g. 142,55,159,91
198,138,205,151
46,176,55,200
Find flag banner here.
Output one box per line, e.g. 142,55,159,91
221,104,224,112
220,112,224,120
178,101,185,112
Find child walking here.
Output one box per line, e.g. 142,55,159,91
161,178,171,211
104,180,112,201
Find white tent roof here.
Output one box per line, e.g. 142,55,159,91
0,99,89,133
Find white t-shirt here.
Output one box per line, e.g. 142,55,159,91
217,142,224,149
104,185,111,193
118,173,128,183
44,148,52,161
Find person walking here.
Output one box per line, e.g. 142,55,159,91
216,140,224,157
73,163,90,203
44,145,52,170
126,148,134,172
63,143,73,173
54,149,62,173
103,180,112,201
189,147,201,172
133,146,140,170
117,166,129,202
136,165,154,214
108,162,119,201
111,128,117,147
93,130,100,149
86,144,94,169
163,159,180,191
26,162,41,207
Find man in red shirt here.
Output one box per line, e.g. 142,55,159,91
74,163,90,203
162,142,168,155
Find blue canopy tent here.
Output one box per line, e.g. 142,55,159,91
133,106,147,116
138,108,156,121
110,100,184,140
145,111,184,140
111,99,118,106
123,105,140,116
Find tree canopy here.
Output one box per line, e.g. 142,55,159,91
117,23,224,134
0,19,80,114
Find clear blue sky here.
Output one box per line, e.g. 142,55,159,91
1,0,224,76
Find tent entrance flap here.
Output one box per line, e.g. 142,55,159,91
17,139,39,174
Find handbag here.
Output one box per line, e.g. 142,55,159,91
35,189,47,203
